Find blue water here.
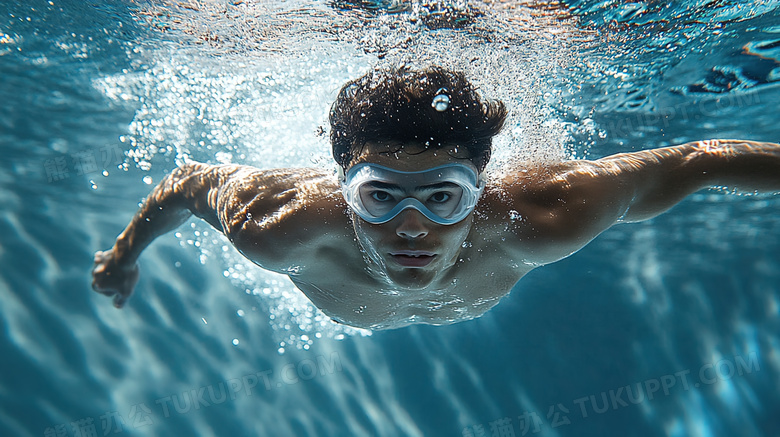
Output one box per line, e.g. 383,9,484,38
2,1,779,436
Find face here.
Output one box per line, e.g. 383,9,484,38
346,142,479,289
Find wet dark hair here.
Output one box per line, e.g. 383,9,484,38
329,66,507,172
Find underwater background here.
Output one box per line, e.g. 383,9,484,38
1,0,779,436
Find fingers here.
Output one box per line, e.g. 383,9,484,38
91,266,113,294
92,263,106,277
91,249,136,309
94,283,129,309
93,250,109,264
112,294,127,309
93,284,116,297
92,251,111,278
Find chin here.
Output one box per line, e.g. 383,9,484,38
387,255,454,290
380,247,462,289
385,266,438,289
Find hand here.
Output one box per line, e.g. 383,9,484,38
91,249,140,308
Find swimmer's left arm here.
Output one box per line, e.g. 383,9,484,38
587,139,780,222
499,140,780,262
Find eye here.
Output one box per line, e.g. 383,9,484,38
370,190,394,202
428,191,451,203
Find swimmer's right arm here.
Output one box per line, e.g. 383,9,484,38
92,162,249,307
92,162,342,308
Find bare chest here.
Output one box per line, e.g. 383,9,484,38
288,246,532,329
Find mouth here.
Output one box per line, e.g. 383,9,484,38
389,251,437,268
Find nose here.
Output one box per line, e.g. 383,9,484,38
395,209,429,239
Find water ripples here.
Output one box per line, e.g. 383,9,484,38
2,1,780,436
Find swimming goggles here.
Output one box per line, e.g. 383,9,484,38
340,163,484,225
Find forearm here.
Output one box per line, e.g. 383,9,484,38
111,162,244,266
597,139,780,222
689,139,780,191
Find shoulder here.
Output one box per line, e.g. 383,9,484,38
474,160,628,264
477,162,594,231
217,167,343,227
216,167,354,272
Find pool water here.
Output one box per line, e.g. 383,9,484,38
1,1,779,436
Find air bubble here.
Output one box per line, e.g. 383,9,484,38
432,94,450,112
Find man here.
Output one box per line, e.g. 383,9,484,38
92,66,780,329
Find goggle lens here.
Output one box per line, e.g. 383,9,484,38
341,163,482,225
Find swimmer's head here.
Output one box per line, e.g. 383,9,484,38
343,141,481,289
329,66,507,173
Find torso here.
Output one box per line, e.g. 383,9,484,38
225,166,577,330
286,227,534,329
